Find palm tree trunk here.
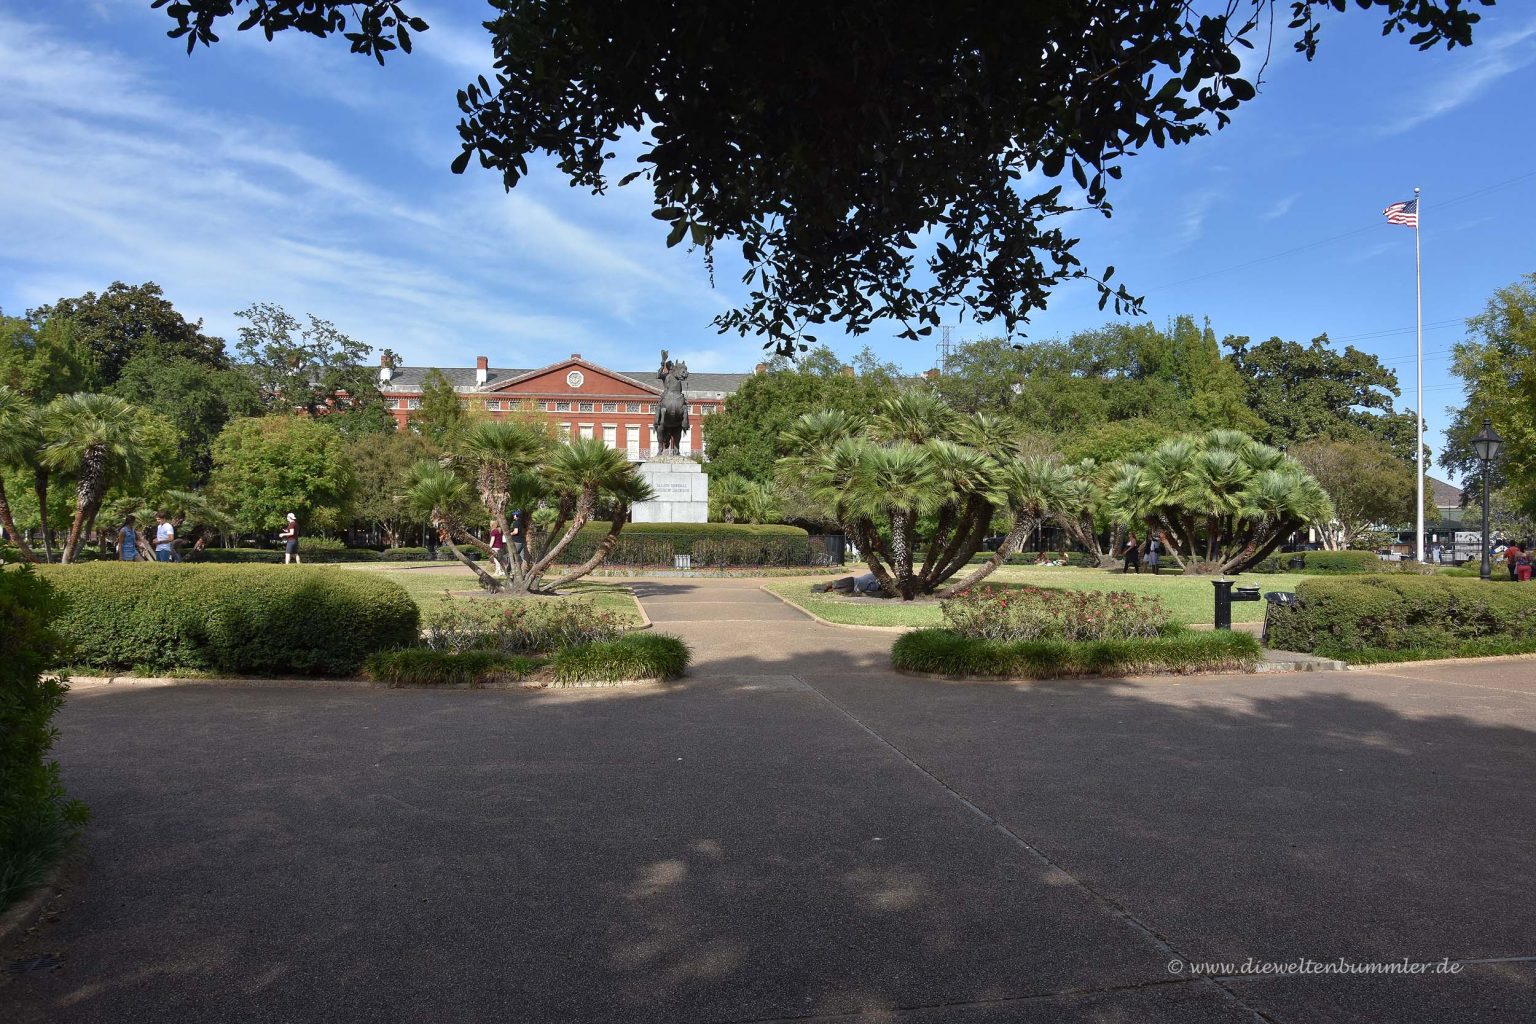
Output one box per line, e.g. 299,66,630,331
938,515,1037,598
437,515,503,592
0,480,40,562
541,508,628,591
518,488,594,592
33,466,52,563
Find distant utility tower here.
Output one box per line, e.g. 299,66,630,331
936,325,955,371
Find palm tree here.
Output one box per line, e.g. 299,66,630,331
540,471,654,590
1107,430,1333,574
40,394,148,563
457,419,550,574
0,386,42,562
940,457,1073,596
404,461,503,591
517,438,645,593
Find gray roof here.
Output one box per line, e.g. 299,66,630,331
1428,476,1463,510
380,364,751,400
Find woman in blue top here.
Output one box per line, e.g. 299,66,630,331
116,516,140,561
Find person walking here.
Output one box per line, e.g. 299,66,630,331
116,516,141,561
510,509,528,572
1122,532,1142,574
280,512,302,564
1505,540,1523,582
152,512,175,562
1146,534,1162,574
489,520,507,576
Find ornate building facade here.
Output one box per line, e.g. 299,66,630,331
377,353,755,459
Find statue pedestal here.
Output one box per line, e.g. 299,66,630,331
631,458,709,524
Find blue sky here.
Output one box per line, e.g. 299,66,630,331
2,1,1534,479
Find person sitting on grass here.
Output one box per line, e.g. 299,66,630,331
280,512,301,564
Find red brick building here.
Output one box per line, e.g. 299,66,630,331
377,353,753,459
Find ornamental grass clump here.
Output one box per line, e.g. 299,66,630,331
941,585,1169,643
424,595,625,655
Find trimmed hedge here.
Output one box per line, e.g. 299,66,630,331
552,523,835,567
1300,550,1384,574
38,564,420,676
191,543,386,564
0,568,88,911
891,627,1261,679
1265,575,1536,657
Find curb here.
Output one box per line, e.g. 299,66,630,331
0,861,68,949
758,585,914,633
1345,651,1536,671
68,673,672,691
891,662,1264,684
626,590,654,631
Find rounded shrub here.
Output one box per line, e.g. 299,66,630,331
37,564,420,676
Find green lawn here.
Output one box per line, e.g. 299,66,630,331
334,564,646,625
766,566,1308,628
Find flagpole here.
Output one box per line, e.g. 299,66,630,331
1414,186,1424,563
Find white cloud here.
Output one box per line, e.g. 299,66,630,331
1382,17,1536,135
0,7,731,369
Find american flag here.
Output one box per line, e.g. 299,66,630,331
1383,198,1419,228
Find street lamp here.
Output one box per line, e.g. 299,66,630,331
1472,418,1503,580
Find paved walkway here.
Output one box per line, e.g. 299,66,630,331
5,578,1535,1023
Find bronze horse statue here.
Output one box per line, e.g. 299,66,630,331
654,350,690,455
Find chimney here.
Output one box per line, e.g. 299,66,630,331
924,368,940,379
841,365,855,378
378,353,393,384
754,362,768,374
475,355,489,386
570,353,581,360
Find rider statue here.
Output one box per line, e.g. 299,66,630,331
654,349,690,456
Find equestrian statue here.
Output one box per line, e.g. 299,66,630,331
654,349,690,456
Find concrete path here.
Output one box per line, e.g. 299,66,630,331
4,577,1535,1023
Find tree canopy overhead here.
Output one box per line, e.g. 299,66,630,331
155,0,1492,354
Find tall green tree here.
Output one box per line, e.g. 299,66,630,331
111,339,262,480
702,346,899,483
234,302,384,422
344,429,438,547
26,282,227,387
158,1,1488,353
1224,333,1409,450
411,369,469,449
1442,274,1536,515
208,416,355,536
1291,437,1417,550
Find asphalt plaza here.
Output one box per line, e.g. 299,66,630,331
4,579,1534,1023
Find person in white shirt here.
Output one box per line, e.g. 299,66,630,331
153,512,175,562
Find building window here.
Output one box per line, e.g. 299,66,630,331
601,402,617,413
407,399,420,410
555,401,571,412
579,424,595,440
557,423,571,439
486,400,502,411
578,401,594,413
626,402,641,413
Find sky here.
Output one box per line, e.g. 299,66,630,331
2,1,1534,481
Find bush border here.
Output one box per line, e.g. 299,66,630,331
891,627,1261,680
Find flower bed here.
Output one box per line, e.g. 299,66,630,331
943,585,1169,642
889,584,1258,679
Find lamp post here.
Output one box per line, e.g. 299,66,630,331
1472,418,1503,580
